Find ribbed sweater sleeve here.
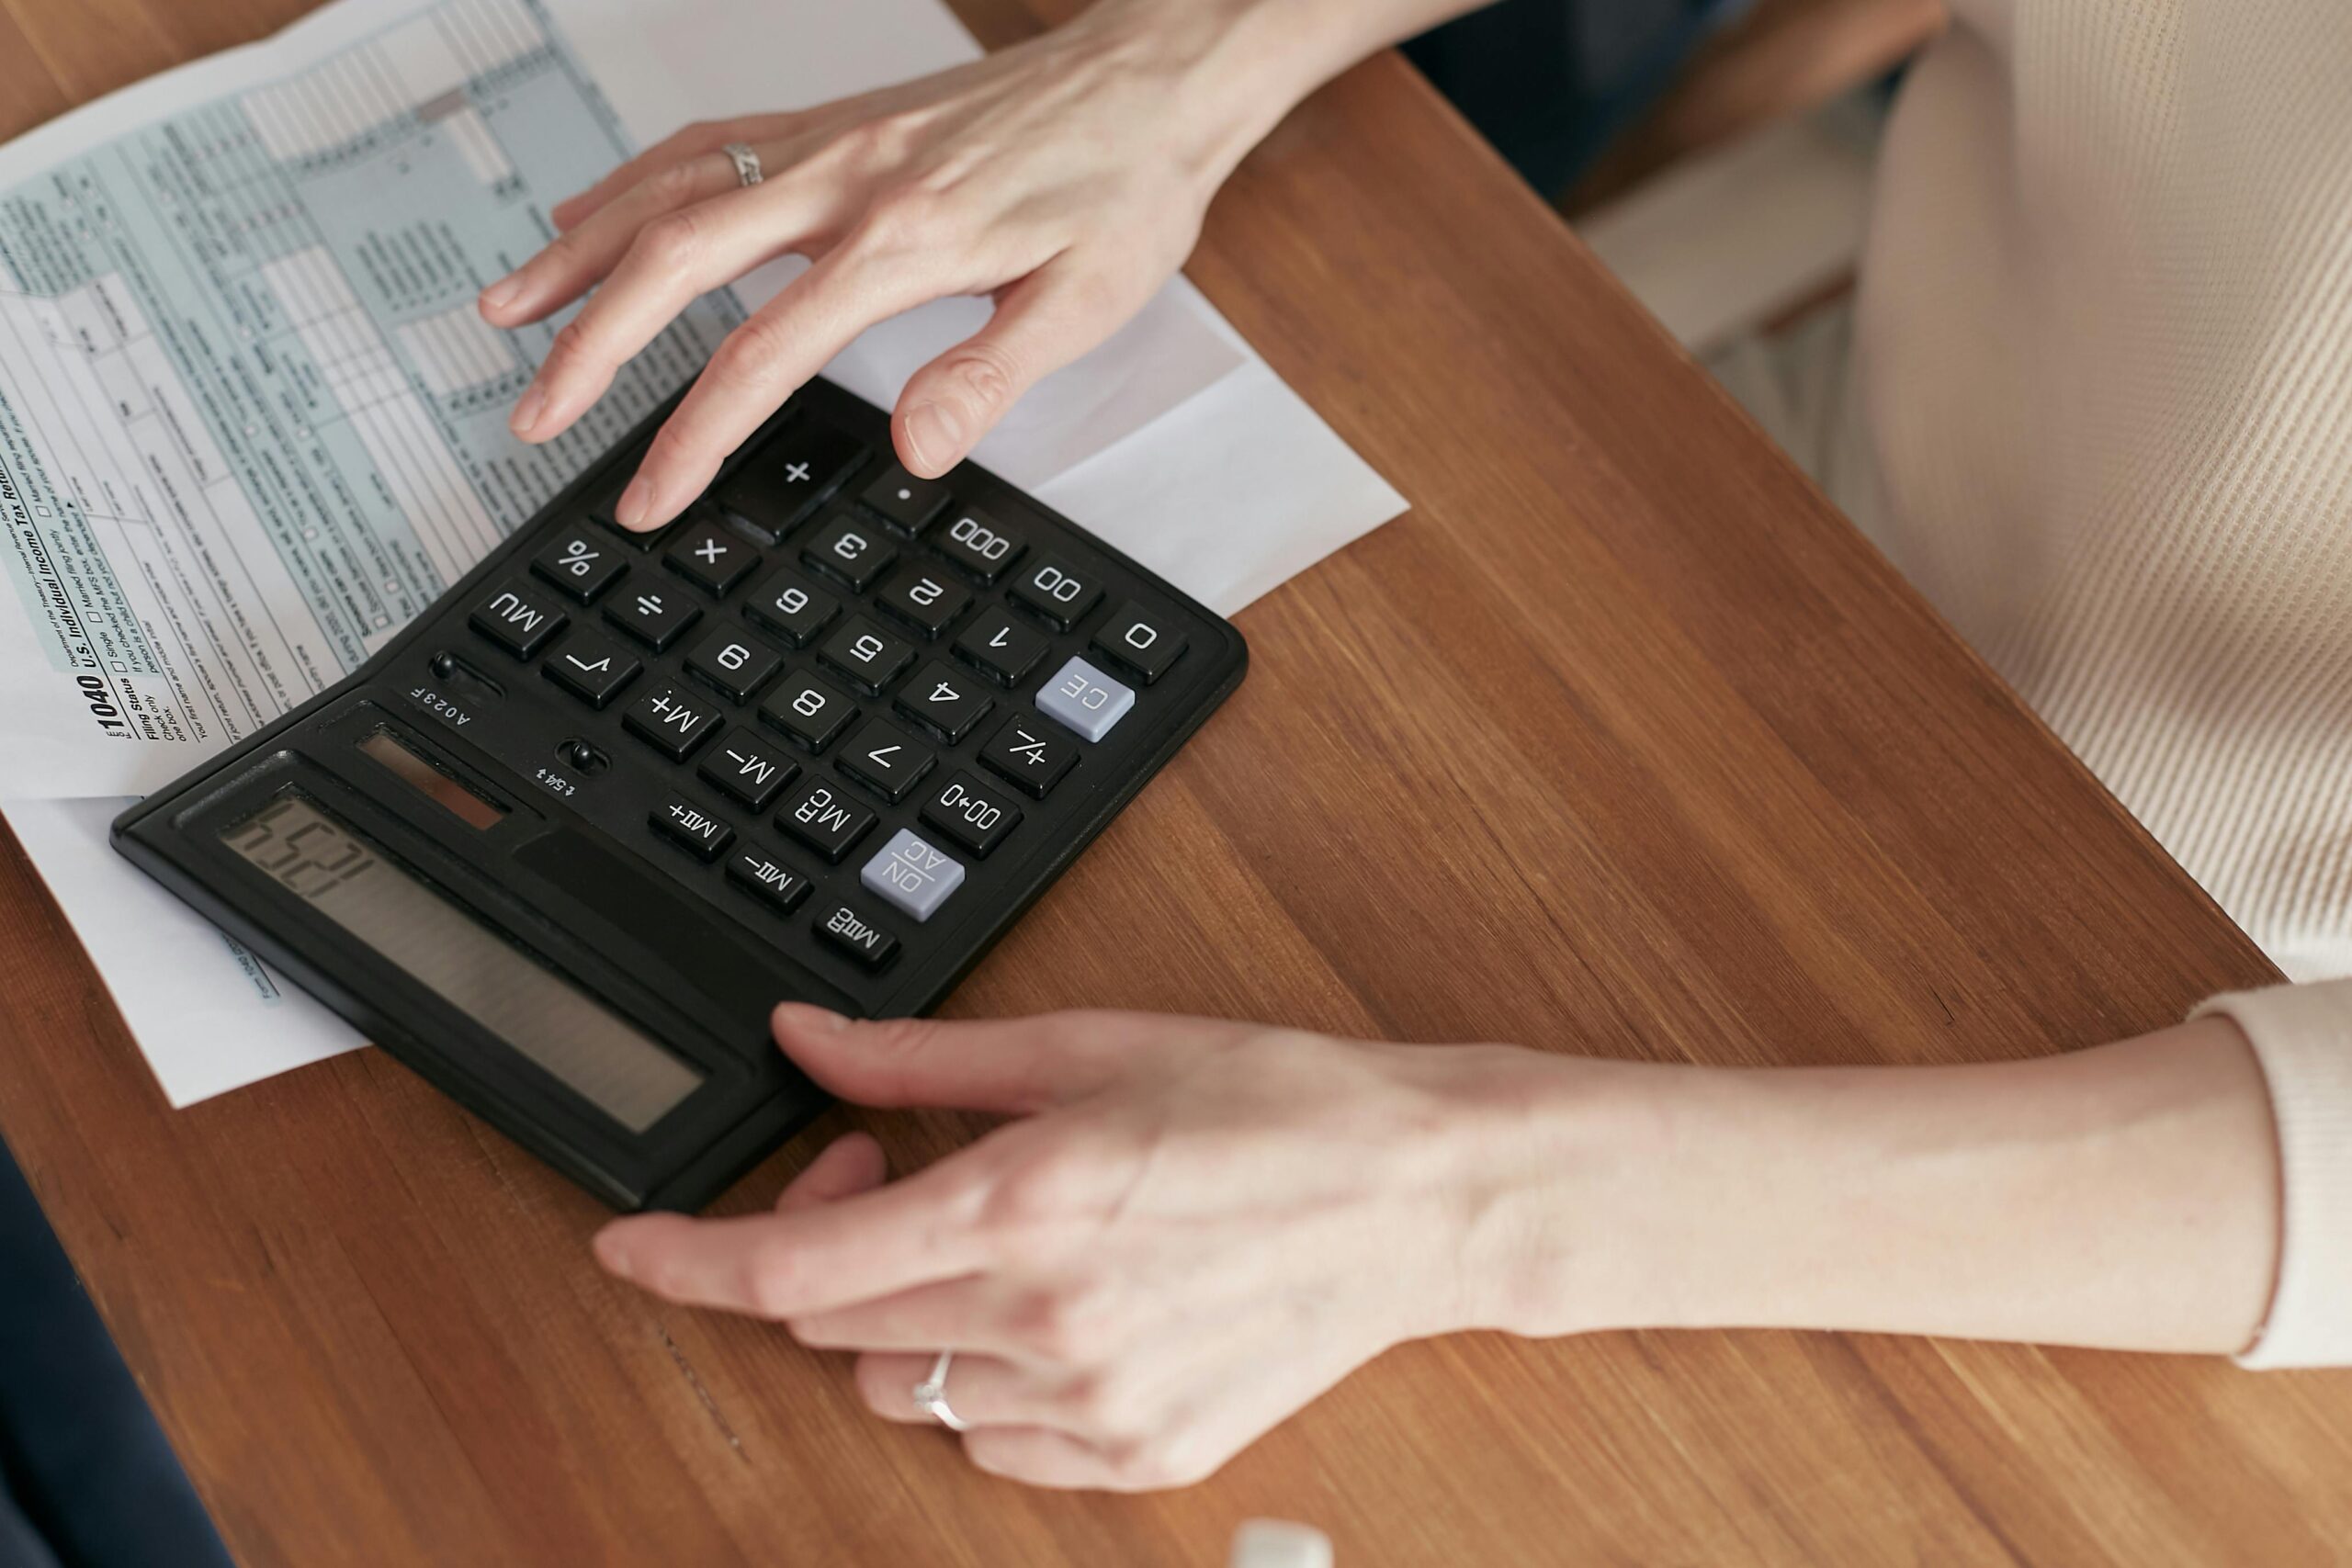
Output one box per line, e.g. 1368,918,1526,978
2193,983,2352,1368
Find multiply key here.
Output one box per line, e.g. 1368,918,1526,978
650,793,734,862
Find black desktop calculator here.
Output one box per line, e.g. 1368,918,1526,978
113,378,1246,1212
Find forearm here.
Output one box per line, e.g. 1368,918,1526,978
1469,1018,2282,1354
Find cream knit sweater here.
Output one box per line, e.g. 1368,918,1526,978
1843,0,2352,1364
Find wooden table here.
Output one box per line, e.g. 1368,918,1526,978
2,2,2341,1564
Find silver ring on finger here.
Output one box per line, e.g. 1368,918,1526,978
720,141,763,189
911,1350,969,1432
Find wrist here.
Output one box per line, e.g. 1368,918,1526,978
1077,0,1398,176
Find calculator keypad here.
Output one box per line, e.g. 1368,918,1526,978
467,397,1216,991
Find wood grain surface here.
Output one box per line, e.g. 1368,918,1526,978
2,2,2341,1564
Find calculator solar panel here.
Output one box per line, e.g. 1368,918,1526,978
113,378,1246,1212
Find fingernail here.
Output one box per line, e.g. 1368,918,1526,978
480,272,524,313
509,383,546,438
593,1228,635,1280
774,1001,850,1034
615,475,652,529
902,401,962,477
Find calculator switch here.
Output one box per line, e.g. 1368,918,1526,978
836,717,936,804
541,629,641,709
1091,601,1187,684
779,778,877,863
650,793,735,862
531,529,628,604
893,661,994,742
952,608,1049,687
718,421,866,539
873,564,972,639
860,464,952,535
801,513,897,592
469,578,568,660
742,567,842,648
1035,657,1135,743
758,671,859,753
623,682,721,761
920,771,1023,858
664,518,761,596
817,616,915,695
860,829,966,923
1006,554,1103,630
698,727,799,811
726,844,813,914
978,714,1079,797
932,507,1027,583
813,898,900,970
684,625,784,704
605,583,702,652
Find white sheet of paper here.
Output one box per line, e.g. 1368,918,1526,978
0,0,1403,1106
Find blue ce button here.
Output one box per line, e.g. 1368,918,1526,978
1035,656,1135,743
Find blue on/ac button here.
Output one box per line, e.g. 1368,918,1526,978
1035,656,1134,743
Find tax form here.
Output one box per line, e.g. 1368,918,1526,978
0,0,1401,1107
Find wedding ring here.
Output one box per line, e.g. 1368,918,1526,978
720,141,763,189
911,1349,969,1431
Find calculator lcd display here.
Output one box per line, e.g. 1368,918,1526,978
220,793,702,1134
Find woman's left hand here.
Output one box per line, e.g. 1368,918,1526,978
592,1003,1555,1490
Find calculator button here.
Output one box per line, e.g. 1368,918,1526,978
742,567,841,647
698,727,798,810
684,625,783,704
1006,554,1103,630
718,421,866,539
813,898,899,970
893,661,994,742
801,513,896,592
978,714,1079,797
622,682,721,761
873,564,972,638
920,771,1023,858
531,529,627,603
1090,601,1187,684
860,828,966,923
605,583,702,651
469,578,567,659
779,778,877,863
817,616,915,695
859,465,951,535
1035,656,1136,743
932,507,1026,583
758,671,858,753
836,717,936,804
541,629,641,708
664,518,760,596
952,608,1049,686
727,843,813,913
650,793,735,862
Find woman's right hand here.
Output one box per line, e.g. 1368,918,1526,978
477,0,1350,533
